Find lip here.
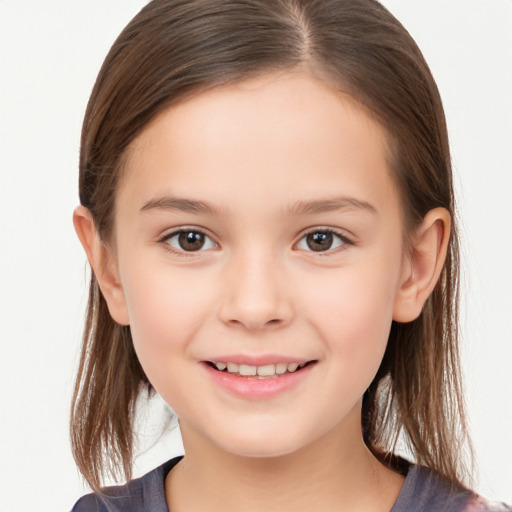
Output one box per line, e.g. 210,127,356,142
204,354,310,366
201,359,316,400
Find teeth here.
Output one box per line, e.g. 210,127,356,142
239,364,257,376
257,364,275,377
275,363,287,374
213,361,309,376
227,362,239,373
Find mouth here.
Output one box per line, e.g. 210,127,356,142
205,360,317,379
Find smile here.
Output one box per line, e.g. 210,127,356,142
203,359,317,399
207,361,314,378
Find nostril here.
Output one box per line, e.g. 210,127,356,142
224,316,285,330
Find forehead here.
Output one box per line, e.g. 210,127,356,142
120,71,398,217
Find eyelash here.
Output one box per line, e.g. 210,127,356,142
158,227,353,256
159,228,218,257
295,228,353,254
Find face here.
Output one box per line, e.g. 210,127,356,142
110,72,409,458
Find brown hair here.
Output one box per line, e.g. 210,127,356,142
72,0,471,491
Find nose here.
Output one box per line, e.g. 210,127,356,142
218,250,293,331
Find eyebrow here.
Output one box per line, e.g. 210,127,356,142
289,196,378,216
140,195,377,216
140,197,218,215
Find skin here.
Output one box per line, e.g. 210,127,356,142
75,71,450,511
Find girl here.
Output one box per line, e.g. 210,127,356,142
70,1,510,511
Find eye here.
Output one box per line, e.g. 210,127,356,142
163,229,217,253
296,230,349,253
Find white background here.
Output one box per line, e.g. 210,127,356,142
0,1,511,510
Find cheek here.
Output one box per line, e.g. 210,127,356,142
306,260,397,330
120,265,214,380
300,259,400,379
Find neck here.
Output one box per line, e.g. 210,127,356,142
165,406,404,512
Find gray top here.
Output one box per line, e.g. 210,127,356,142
71,456,510,512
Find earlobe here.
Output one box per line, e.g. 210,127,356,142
73,206,130,326
393,207,451,323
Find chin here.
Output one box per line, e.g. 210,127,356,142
209,425,320,460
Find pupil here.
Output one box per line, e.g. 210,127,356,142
178,231,204,251
307,232,333,252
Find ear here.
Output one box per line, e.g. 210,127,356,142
393,207,451,323
73,205,130,326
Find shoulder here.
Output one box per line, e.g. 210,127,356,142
462,495,512,512
392,465,512,512
71,493,107,512
70,457,182,512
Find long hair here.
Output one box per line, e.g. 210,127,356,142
71,0,469,491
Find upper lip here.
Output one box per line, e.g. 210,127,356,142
202,354,316,366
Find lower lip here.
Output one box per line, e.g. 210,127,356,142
202,363,315,400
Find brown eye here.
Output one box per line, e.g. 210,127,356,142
178,231,205,251
164,230,217,252
306,232,333,251
296,230,347,253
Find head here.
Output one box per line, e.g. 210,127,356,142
71,0,468,491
